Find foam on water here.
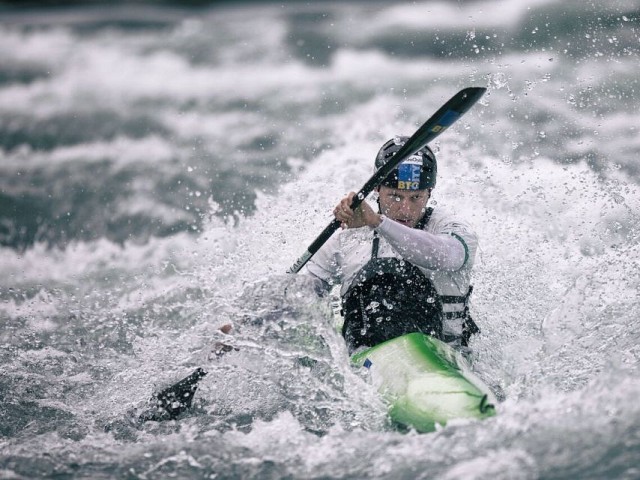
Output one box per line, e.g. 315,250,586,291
365,0,559,31
1,0,640,478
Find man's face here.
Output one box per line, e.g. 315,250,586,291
377,186,430,228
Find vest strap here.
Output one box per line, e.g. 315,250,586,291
371,232,380,258
441,285,474,305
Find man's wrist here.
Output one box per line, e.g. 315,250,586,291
369,213,383,228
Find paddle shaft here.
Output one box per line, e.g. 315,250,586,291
287,87,486,274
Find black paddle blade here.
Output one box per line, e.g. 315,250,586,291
138,367,208,423
287,86,486,274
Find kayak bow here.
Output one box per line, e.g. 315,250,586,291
352,332,496,432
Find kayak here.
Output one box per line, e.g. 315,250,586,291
351,332,496,432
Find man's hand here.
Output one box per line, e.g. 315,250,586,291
333,192,382,229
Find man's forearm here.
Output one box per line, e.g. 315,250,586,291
375,216,466,271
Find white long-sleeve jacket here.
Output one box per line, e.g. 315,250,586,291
304,207,478,340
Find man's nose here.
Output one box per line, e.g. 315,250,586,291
398,197,410,208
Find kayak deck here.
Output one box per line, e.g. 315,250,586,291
352,332,496,432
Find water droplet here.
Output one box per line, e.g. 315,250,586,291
487,72,508,90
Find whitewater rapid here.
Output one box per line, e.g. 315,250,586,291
1,0,639,478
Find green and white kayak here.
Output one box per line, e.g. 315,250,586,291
351,332,496,432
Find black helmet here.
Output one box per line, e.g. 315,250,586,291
375,136,437,190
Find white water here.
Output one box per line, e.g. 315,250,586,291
1,1,640,478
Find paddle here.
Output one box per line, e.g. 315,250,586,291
287,86,487,274
137,368,208,423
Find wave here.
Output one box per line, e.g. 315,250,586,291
0,0,638,253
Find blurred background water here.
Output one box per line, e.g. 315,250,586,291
1,0,640,478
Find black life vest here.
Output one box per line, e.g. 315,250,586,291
341,257,443,352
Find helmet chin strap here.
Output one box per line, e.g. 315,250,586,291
373,187,381,214
415,207,433,230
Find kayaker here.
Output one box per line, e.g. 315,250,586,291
304,136,480,353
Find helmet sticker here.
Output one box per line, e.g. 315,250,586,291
396,158,422,190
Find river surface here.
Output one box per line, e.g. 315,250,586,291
1,1,640,478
